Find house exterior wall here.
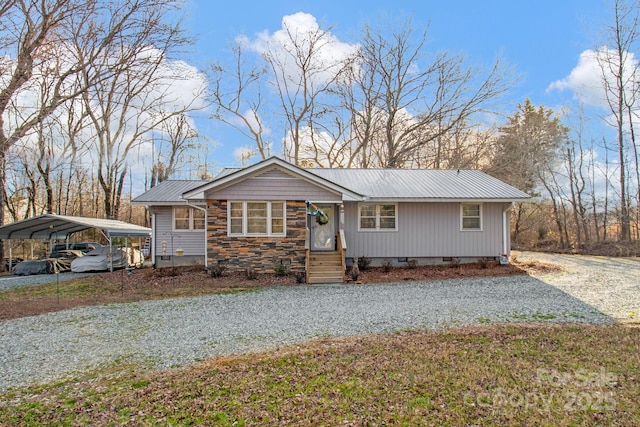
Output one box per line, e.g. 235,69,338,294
151,206,206,267
206,199,307,273
343,201,510,263
206,168,341,201
149,200,511,269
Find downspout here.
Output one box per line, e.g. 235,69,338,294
502,202,514,262
150,209,156,268
186,202,207,268
339,203,346,277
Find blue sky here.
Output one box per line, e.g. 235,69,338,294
181,0,613,169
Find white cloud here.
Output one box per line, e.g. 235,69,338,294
547,47,640,109
155,57,209,111
243,12,359,87
547,49,606,107
233,146,257,164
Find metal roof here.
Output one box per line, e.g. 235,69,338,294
309,168,530,201
0,214,152,240
131,180,206,204
132,161,530,205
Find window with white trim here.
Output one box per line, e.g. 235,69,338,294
228,201,286,236
173,207,205,231
358,203,397,231
461,203,482,231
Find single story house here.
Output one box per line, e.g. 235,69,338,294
132,157,530,283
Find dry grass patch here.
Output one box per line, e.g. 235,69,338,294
0,268,297,320
511,259,564,275
1,324,638,426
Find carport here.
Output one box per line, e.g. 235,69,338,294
0,214,152,272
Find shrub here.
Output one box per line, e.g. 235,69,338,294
448,257,461,268
350,260,360,281
206,263,226,278
295,272,306,284
406,259,418,269
274,261,290,277
155,267,180,277
357,256,372,271
245,267,258,280
382,259,393,273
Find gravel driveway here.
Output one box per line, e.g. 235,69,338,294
0,252,638,391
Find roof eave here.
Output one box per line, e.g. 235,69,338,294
353,197,531,203
131,200,206,207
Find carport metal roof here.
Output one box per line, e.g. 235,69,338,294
0,214,151,240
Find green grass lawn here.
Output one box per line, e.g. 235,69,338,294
1,324,638,426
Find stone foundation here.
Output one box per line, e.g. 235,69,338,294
206,200,307,273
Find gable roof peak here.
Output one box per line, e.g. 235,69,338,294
182,156,365,201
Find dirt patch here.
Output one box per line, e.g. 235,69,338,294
0,261,538,321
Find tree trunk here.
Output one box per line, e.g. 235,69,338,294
0,150,6,271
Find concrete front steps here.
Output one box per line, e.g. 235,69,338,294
307,251,344,284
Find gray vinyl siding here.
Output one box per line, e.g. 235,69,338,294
151,206,206,256
343,202,509,259
206,169,341,201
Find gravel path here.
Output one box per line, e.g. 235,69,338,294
0,252,638,391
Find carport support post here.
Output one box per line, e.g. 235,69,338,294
56,260,60,305
109,238,114,273
120,267,124,297
49,224,60,304
7,240,11,273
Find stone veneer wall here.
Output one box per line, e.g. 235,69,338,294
206,200,307,273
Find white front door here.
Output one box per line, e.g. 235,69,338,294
310,204,335,251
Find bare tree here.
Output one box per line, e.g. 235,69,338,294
344,21,515,168
209,16,514,170
149,114,201,187
0,0,92,268
595,0,640,241
210,40,271,160
260,16,354,165
0,0,201,266
557,105,594,247
33,97,89,214
2,146,38,220
409,121,497,170
75,1,204,219
565,135,589,247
